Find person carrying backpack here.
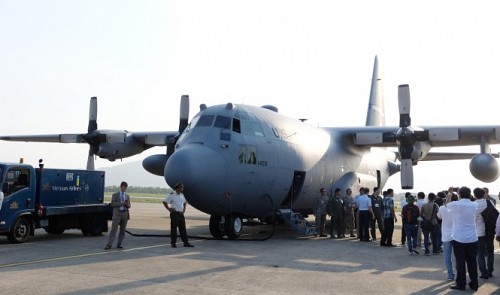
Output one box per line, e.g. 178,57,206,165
401,194,420,255
475,187,498,279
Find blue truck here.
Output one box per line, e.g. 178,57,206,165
0,161,111,243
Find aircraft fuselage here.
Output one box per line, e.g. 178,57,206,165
164,103,397,219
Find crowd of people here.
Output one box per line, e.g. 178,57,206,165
313,185,500,292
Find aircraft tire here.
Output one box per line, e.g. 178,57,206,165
224,214,243,240
209,215,225,239
7,216,31,243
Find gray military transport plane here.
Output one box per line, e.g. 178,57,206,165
2,56,500,239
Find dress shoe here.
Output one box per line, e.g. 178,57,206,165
117,245,123,249
104,245,111,250
468,283,478,291
319,234,327,237
184,243,194,247
449,285,465,291
171,244,177,248
479,274,489,279
387,244,397,247
488,273,493,278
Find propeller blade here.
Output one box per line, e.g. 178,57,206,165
86,148,95,170
398,85,411,128
400,158,414,189
167,95,191,156
179,95,190,133
88,97,98,132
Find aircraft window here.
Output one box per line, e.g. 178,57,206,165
239,121,265,137
272,127,280,138
214,116,231,129
196,115,215,127
184,115,200,133
236,110,249,120
232,118,241,133
252,123,265,137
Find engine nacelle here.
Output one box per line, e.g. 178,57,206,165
142,154,170,176
96,142,145,161
469,153,499,183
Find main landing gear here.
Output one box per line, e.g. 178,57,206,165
209,214,243,240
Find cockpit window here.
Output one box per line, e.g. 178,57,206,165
196,115,215,127
232,118,241,133
214,116,231,129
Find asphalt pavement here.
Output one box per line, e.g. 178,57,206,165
1,203,499,295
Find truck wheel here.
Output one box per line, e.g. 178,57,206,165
7,217,31,243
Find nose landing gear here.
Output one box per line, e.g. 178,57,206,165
209,214,243,240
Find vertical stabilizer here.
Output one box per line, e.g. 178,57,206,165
365,56,385,126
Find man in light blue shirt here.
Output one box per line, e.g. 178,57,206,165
355,187,373,242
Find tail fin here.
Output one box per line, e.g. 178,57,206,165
365,56,385,127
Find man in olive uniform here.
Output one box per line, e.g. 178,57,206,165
370,187,384,241
313,188,329,237
329,188,344,239
342,188,355,237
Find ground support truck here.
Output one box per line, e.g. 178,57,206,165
0,161,111,243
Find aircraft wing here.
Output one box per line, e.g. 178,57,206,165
343,125,500,148
0,134,86,143
131,131,179,146
0,131,179,146
339,124,500,188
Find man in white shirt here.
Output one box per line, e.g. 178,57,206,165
446,186,479,291
163,182,194,248
438,193,457,281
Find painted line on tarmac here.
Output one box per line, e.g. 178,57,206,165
0,244,170,269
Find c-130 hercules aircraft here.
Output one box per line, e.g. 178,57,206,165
2,56,500,239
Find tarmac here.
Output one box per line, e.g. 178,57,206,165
1,203,499,295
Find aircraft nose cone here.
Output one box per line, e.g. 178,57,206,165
164,144,226,208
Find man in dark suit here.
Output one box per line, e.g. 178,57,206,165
105,181,130,250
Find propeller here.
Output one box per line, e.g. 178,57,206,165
167,95,190,156
86,97,98,170
142,95,190,176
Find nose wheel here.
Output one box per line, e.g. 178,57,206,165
225,214,243,240
209,215,225,239
209,214,243,239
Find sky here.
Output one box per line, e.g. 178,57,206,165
1,1,500,194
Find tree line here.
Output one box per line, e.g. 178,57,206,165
105,186,173,195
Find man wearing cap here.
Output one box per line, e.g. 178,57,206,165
163,182,194,248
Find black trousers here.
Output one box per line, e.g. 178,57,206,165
358,211,370,241
380,218,394,245
452,240,478,289
170,212,189,245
